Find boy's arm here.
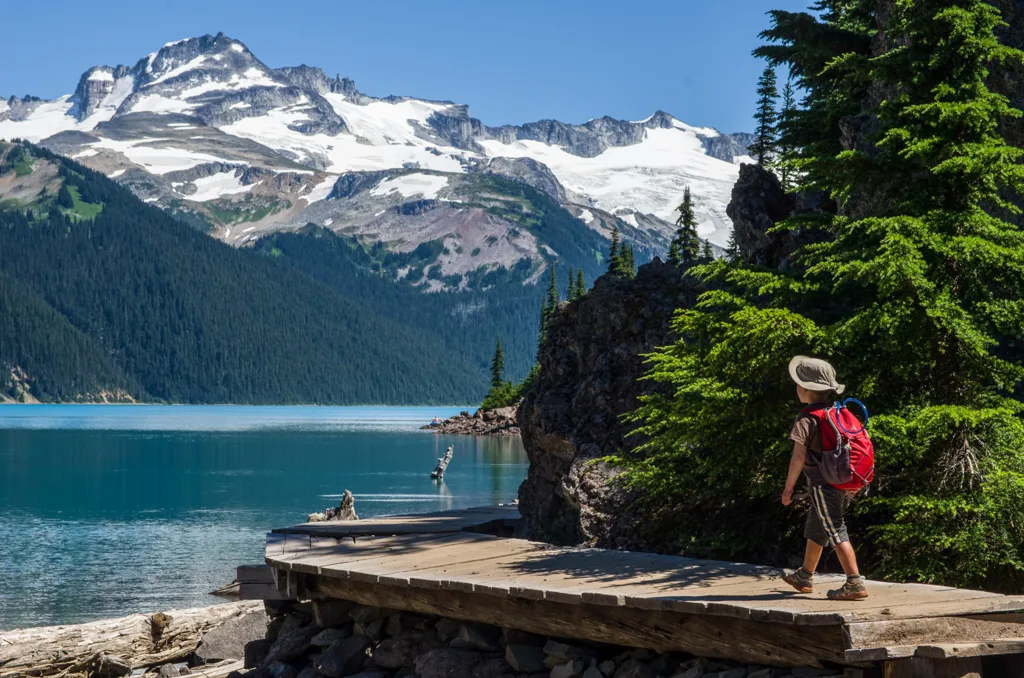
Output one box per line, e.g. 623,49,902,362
782,442,807,506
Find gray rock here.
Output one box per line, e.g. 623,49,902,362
264,625,320,665
266,662,296,678
502,628,545,647
386,613,433,637
792,670,841,678
450,624,501,652
598,660,616,677
371,635,428,669
278,614,308,638
505,644,547,673
295,668,319,678
668,668,700,678
94,654,132,678
195,611,269,664
435,618,462,642
244,639,272,669
349,606,393,625
414,648,485,678
344,673,388,678
708,669,748,678
583,668,603,678
315,636,372,678
354,617,386,640
550,659,585,678
311,627,353,647
472,656,516,678
747,669,773,678
612,660,655,678
156,665,185,678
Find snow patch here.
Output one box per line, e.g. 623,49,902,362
108,169,126,178
578,209,593,223
184,171,256,201
149,55,209,86
0,96,78,142
88,70,114,82
229,102,251,110
480,125,739,247
231,43,244,52
370,173,449,200
88,137,239,174
323,218,333,226
72,149,99,159
301,175,337,204
131,94,194,114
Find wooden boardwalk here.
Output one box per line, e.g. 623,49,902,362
263,506,1024,671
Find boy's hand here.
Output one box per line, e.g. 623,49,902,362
781,488,793,506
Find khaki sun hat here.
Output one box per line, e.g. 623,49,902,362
788,355,845,394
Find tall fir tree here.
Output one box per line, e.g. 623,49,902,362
566,266,576,300
777,77,798,191
607,226,621,273
616,245,636,279
575,269,586,298
625,0,1024,590
748,65,780,167
668,187,701,265
700,240,714,261
489,337,505,390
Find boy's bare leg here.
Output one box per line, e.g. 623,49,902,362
834,541,860,576
802,540,824,574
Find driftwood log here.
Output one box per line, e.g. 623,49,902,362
431,446,453,479
0,601,262,678
308,490,358,523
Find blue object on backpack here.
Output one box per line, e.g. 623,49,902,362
833,398,869,436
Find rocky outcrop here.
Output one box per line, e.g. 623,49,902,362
516,260,700,547
245,603,839,678
422,407,519,437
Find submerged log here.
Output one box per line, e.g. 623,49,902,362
431,446,454,479
0,601,262,678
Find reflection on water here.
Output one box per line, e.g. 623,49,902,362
0,406,528,630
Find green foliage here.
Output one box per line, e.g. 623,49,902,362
616,244,636,279
490,337,506,390
777,78,798,192
700,240,715,261
624,1,1024,591
63,185,103,220
668,187,701,266
607,226,621,273
749,65,780,167
575,269,586,298
481,364,538,410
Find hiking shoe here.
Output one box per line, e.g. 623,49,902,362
782,568,813,593
827,580,869,601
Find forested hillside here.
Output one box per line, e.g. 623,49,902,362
0,143,526,404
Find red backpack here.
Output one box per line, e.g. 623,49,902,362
801,399,874,491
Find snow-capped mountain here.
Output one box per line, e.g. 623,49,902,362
1,34,750,286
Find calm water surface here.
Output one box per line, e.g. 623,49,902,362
0,405,527,630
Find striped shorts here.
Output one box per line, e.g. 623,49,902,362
805,484,855,547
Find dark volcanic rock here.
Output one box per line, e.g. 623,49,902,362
414,648,484,678
725,164,797,269
516,260,699,547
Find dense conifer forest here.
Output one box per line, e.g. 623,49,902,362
0,143,564,404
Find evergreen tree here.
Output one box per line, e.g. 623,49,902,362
56,183,74,209
607,226,621,273
575,269,586,298
777,77,798,191
724,231,740,263
489,337,505,390
616,245,636,279
625,1,1024,590
748,65,780,167
668,187,701,266
540,263,560,339
566,266,576,300
700,240,715,261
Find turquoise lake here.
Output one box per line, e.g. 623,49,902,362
0,405,527,630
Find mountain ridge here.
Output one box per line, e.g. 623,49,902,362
1,34,748,279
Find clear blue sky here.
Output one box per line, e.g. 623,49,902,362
1,0,810,133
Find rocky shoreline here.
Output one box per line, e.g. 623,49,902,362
240,600,844,678
421,407,519,437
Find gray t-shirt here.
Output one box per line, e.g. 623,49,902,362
790,405,827,486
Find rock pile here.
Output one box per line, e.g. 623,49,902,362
237,602,843,678
422,407,519,437
309,490,359,523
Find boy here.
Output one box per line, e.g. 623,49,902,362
780,356,868,601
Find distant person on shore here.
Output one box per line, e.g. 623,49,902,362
431,416,442,426
781,356,873,601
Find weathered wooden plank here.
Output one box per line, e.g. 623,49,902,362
915,640,1024,659
883,656,984,678
268,533,453,574
848,618,1024,653
312,576,847,667
236,564,273,583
